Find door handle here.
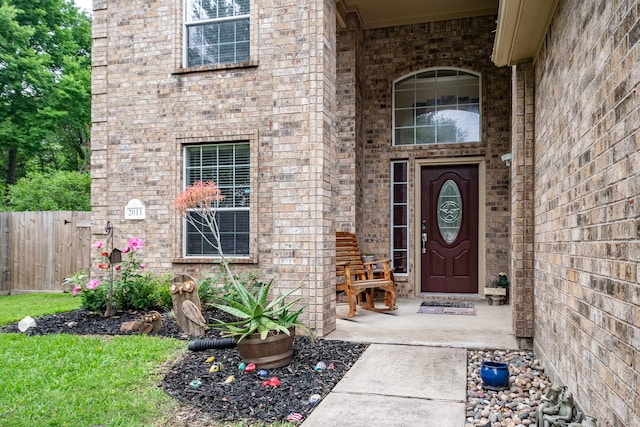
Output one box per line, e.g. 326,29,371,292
421,232,428,253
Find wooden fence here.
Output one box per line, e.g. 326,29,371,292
0,211,91,294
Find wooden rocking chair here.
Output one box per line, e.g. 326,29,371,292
336,231,398,318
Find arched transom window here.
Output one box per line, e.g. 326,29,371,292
393,68,481,145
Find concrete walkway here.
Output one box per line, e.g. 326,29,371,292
301,298,519,426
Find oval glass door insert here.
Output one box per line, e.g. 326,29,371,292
437,179,462,243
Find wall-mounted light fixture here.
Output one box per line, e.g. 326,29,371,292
501,152,512,167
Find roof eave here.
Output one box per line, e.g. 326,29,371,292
492,0,558,67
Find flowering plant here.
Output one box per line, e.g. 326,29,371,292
66,237,148,316
174,181,311,342
173,181,236,284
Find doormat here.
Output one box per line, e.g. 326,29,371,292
418,300,476,315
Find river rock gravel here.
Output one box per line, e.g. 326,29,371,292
466,349,552,427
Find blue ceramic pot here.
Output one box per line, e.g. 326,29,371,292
480,361,509,389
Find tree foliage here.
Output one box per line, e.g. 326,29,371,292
3,170,91,211
0,0,91,187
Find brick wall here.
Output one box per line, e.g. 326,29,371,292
335,13,364,233
93,2,513,336
341,15,512,296
91,0,338,336
532,1,640,424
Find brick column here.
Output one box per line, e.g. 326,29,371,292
89,0,109,247
335,12,364,231
510,62,535,344
269,0,337,336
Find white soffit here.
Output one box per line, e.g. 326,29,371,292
492,0,558,67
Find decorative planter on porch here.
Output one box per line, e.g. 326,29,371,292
484,286,508,305
480,361,510,389
236,327,295,369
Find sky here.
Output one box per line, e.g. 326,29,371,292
73,0,92,13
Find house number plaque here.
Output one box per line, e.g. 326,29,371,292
125,198,146,220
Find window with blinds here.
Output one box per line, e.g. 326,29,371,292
184,143,250,256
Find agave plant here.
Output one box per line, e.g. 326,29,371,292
210,278,313,342
175,181,312,343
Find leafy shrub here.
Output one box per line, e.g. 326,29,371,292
116,273,169,312
4,170,91,211
204,269,264,308
155,281,174,312
197,276,220,306
80,281,109,313
66,238,170,315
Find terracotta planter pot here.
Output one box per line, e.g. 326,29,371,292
236,326,295,369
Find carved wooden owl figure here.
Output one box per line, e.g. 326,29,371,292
142,310,163,334
170,277,206,337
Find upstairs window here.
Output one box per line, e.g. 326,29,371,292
394,68,481,145
183,143,250,257
184,0,250,67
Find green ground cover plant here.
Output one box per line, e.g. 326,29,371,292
0,333,184,427
0,293,81,325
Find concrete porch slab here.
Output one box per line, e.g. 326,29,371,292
327,297,519,350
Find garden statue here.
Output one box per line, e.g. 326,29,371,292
542,389,574,427
536,383,564,427
142,310,163,334
170,276,206,337
567,415,597,427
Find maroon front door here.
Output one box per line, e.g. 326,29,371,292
421,165,478,293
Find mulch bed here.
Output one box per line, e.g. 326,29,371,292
1,308,368,424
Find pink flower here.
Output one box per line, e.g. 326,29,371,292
86,279,100,290
72,285,82,296
128,238,143,251
122,246,130,254
114,265,121,271
139,264,145,269
92,241,104,249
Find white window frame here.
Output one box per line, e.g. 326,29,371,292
183,0,251,68
392,67,482,145
390,160,409,275
182,142,250,258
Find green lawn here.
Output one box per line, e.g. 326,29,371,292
0,293,82,326
0,293,186,427
0,293,291,427
0,333,185,426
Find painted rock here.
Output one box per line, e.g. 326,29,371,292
308,393,321,404
262,376,281,387
244,363,256,373
286,413,303,422
314,362,327,371
209,362,223,373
